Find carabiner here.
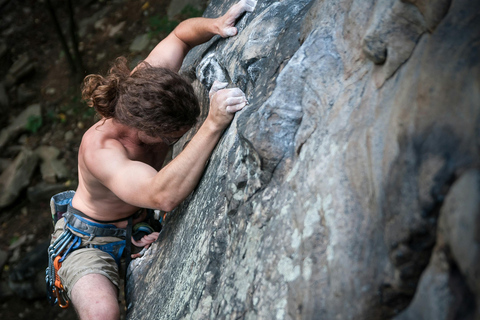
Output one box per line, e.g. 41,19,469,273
53,287,70,309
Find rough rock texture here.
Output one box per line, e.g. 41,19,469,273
394,169,480,320
0,148,38,208
127,0,480,319
0,103,41,148
35,145,69,184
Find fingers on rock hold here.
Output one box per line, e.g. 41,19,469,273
226,96,246,106
226,101,247,113
210,81,229,97
225,27,238,37
212,80,229,90
230,87,246,97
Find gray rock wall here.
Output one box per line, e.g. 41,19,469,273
127,0,480,319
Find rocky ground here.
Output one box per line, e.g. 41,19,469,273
0,0,205,318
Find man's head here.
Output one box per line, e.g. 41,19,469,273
82,57,200,138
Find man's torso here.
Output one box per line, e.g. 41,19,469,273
72,119,169,227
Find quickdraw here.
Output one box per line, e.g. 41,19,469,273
46,227,81,308
46,190,80,309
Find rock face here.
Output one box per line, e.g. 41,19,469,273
394,169,480,320
127,0,480,319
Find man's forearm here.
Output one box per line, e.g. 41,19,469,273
151,119,223,211
173,17,220,49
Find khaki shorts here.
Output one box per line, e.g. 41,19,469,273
50,218,125,297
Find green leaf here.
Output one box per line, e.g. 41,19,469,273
26,115,43,133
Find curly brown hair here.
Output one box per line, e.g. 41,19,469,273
82,57,200,137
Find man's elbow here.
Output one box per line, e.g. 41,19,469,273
161,201,177,213
151,193,180,212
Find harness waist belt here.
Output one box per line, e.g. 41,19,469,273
64,207,127,239
66,204,143,224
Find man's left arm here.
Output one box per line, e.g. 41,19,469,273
142,0,257,72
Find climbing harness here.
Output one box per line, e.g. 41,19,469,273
46,191,162,308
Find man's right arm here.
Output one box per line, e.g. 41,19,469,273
86,83,247,211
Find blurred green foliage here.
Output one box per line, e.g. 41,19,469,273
9,235,19,246
148,15,179,37
83,106,96,119
63,94,92,118
178,4,203,19
148,4,203,38
45,92,94,126
26,115,43,133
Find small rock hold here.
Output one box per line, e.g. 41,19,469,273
362,34,387,64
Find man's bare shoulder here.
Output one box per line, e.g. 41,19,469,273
80,119,132,156
78,121,137,186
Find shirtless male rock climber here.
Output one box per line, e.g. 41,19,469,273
47,1,257,319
